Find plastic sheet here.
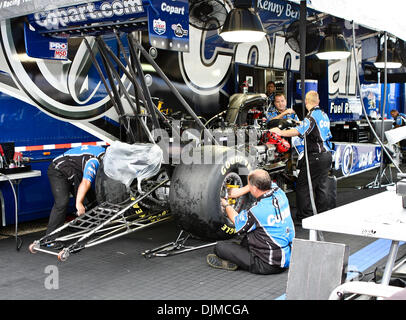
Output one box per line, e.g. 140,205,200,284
103,141,163,188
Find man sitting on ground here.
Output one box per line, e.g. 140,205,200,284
206,169,295,274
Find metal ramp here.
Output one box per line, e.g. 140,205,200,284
29,179,171,261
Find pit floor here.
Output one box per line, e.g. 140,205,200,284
1,165,405,304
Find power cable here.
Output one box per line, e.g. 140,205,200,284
0,173,22,250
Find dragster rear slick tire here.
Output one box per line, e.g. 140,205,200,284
169,146,252,241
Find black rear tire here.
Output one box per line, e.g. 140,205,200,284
169,146,253,240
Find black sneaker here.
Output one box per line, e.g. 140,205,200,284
206,254,238,271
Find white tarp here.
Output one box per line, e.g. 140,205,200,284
103,141,163,188
288,0,406,41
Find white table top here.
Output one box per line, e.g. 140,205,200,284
302,190,406,242
0,170,41,182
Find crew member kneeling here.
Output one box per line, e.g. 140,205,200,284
206,169,295,274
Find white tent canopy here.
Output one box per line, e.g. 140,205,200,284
289,0,406,41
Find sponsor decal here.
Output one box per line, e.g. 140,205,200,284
257,0,299,19
153,18,166,35
160,1,185,15
49,42,67,50
148,0,189,52
31,0,144,30
220,156,251,175
49,41,68,59
333,143,381,177
171,23,187,37
330,101,351,114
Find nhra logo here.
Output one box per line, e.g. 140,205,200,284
153,19,166,35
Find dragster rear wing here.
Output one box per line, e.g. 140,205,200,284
24,0,190,61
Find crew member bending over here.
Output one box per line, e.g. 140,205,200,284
45,145,106,237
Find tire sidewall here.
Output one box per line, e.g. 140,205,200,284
170,146,252,240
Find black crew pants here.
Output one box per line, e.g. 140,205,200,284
214,237,286,275
46,163,95,236
296,151,332,221
46,163,73,236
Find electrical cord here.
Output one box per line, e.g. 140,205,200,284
347,269,366,281
0,173,22,250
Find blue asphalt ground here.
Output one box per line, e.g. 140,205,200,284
0,165,405,301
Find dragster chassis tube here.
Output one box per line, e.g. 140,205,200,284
130,36,219,146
